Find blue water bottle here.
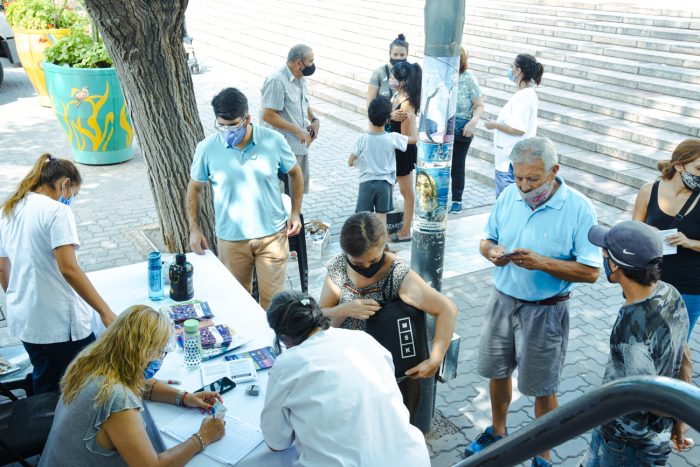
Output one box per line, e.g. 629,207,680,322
148,251,165,301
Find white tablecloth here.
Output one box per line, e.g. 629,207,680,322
86,250,293,466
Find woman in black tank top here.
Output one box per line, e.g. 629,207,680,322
388,61,421,243
633,139,700,340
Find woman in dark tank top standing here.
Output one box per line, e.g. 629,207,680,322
388,60,421,242
633,139,700,340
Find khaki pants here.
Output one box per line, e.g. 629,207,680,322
218,228,288,310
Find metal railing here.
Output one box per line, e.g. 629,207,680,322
453,376,700,467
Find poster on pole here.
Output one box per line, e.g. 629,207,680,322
417,140,453,165
414,166,450,233
418,55,460,145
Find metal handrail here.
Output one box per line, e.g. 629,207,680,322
452,376,700,467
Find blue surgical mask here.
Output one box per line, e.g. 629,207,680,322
144,359,163,379
507,68,515,83
58,186,74,206
216,116,248,147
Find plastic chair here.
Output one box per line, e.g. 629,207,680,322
0,379,59,466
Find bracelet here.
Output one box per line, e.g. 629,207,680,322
176,390,189,407
310,117,319,124
191,432,206,452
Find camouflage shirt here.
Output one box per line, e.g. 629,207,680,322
601,281,689,447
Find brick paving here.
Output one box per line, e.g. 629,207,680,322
1,21,699,467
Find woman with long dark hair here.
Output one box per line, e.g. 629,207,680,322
389,60,422,242
0,153,116,393
261,290,430,465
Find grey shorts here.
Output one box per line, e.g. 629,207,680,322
296,153,309,194
477,288,570,397
356,180,394,214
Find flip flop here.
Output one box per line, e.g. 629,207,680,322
390,232,411,243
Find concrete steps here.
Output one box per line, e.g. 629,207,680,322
187,0,700,214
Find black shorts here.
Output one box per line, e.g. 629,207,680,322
356,180,394,214
396,144,417,177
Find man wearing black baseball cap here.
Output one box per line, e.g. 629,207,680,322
582,221,693,466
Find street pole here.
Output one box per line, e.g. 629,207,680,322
411,0,465,433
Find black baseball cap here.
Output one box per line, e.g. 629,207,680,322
588,221,663,270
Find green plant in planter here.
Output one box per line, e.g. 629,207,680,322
4,0,85,30
44,29,111,68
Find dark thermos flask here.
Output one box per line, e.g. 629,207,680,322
169,253,194,301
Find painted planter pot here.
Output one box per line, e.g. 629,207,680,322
43,62,134,165
13,27,70,107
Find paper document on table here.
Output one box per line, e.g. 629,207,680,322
161,411,263,465
201,358,257,385
659,228,678,255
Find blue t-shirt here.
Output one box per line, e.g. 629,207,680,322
190,124,297,241
483,177,602,301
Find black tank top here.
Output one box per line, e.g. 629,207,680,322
645,180,700,294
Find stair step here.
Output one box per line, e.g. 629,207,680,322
499,0,699,18
469,0,700,29
466,6,700,43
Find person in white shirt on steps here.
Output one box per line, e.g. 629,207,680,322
261,290,430,467
0,153,117,393
484,53,543,198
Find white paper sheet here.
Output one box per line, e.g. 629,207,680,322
161,410,263,465
659,228,678,256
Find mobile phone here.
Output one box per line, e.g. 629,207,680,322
501,250,516,259
195,376,236,395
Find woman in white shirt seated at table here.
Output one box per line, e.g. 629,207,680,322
260,291,430,466
39,305,225,467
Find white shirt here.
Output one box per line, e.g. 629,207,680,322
493,86,539,172
260,327,430,467
0,193,93,343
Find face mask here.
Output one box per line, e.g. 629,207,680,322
144,359,162,379
388,77,399,90
346,253,385,278
507,68,516,83
681,171,700,191
603,258,614,283
58,185,74,206
518,179,554,209
390,58,406,66
301,63,316,76
221,126,246,147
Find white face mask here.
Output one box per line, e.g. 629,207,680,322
518,179,554,209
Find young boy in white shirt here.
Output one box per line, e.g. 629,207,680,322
349,96,416,227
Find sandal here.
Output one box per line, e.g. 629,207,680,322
390,232,411,243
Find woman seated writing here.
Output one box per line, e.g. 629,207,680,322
39,305,225,467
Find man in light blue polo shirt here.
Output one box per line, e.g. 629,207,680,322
186,88,303,310
464,137,601,467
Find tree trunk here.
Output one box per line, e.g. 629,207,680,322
83,0,216,254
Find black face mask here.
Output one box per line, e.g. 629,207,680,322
346,253,385,278
301,63,316,76
390,58,406,66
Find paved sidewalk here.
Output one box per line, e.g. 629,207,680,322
1,41,699,467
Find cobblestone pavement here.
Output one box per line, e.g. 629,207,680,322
1,47,699,467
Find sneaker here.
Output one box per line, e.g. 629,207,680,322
463,426,504,457
449,201,462,213
532,456,552,467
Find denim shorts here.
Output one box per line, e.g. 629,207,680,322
580,428,671,466
477,288,569,397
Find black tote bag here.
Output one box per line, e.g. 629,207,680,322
365,265,429,378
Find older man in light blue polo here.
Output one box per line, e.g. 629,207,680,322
464,136,601,467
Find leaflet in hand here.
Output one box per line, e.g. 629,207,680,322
658,228,678,256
